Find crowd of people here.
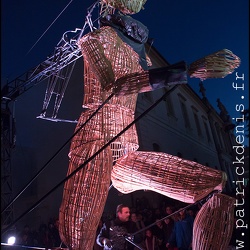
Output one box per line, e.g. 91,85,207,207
94,194,242,250
6,197,196,249
7,194,241,250
95,200,200,250
8,218,65,248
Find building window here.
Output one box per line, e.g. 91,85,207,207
164,89,175,117
178,94,191,129
153,143,161,152
192,106,202,136
177,152,183,158
203,121,211,142
215,122,225,150
181,102,191,128
194,111,201,136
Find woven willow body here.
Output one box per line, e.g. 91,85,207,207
59,25,234,249
59,26,142,250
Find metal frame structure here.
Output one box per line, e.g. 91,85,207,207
1,1,100,229
1,24,84,231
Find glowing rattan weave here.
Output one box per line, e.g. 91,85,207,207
59,26,145,250
78,26,146,92
188,49,240,80
193,193,235,250
59,12,236,250
101,0,147,14
111,151,227,203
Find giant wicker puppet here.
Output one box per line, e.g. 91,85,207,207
59,1,240,249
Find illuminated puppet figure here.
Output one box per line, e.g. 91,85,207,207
59,1,240,249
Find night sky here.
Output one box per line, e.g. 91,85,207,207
1,0,249,124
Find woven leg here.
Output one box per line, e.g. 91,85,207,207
59,141,113,250
111,151,227,203
59,97,139,249
193,193,235,250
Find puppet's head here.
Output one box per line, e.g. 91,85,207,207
101,0,147,14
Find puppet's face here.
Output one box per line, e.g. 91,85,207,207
101,0,147,14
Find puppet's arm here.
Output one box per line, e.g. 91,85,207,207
113,61,188,96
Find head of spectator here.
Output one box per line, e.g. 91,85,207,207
187,208,196,218
179,208,188,220
164,217,172,225
130,212,137,223
145,228,154,239
165,205,174,215
116,204,130,222
155,219,164,229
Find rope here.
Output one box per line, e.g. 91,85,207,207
1,243,50,250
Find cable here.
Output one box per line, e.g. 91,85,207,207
130,190,219,238
1,0,113,214
26,0,75,56
2,1,106,215
1,243,47,250
1,85,179,234
124,236,144,250
1,92,114,214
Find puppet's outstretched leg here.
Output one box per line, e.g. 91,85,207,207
111,151,235,249
111,151,227,203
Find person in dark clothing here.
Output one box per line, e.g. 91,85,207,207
152,219,166,249
166,209,194,250
96,204,143,250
